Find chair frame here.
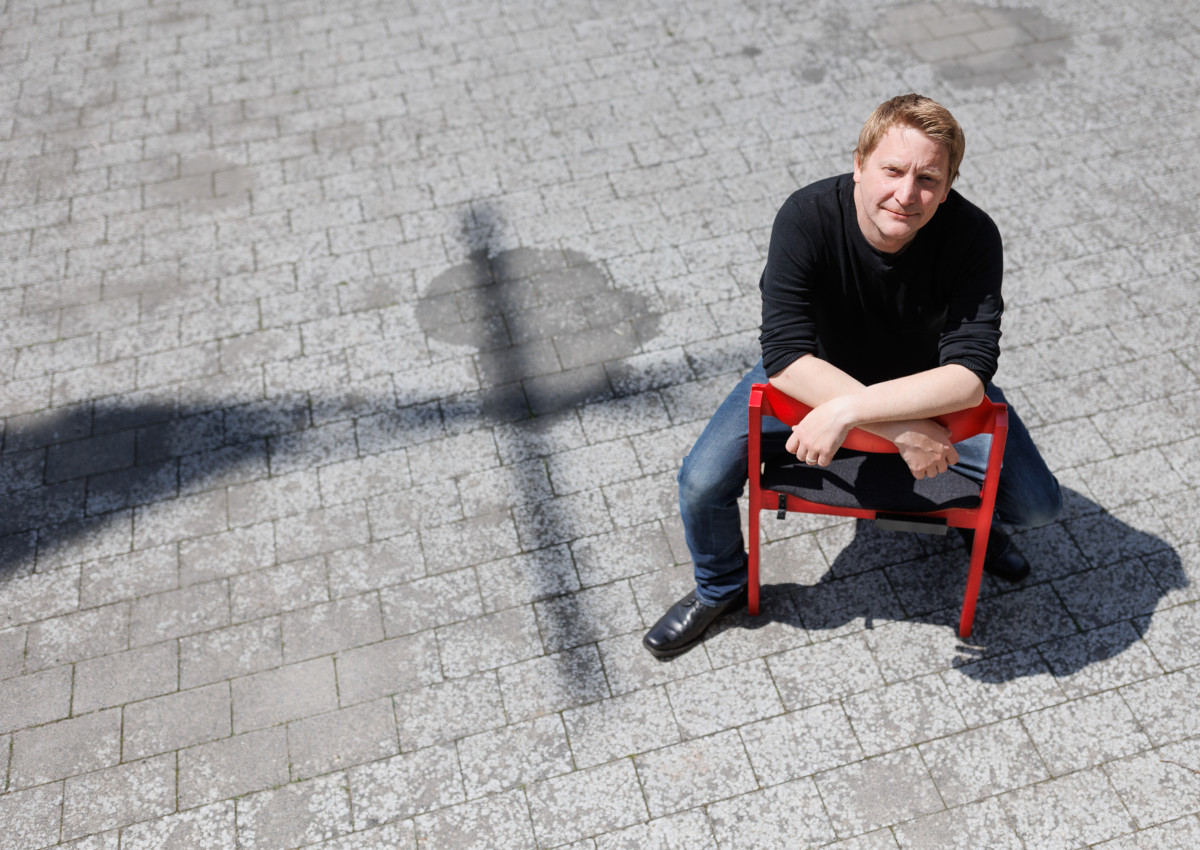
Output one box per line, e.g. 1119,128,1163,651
747,382,1009,637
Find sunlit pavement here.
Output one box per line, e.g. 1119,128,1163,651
2,0,1199,846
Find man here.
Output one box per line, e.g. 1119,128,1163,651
644,94,1062,658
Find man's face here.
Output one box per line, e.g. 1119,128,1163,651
852,124,951,253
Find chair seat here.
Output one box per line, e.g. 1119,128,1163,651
761,450,982,513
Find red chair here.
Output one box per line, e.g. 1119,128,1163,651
747,382,1008,637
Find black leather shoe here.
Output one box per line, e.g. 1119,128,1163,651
958,527,1031,583
643,586,747,658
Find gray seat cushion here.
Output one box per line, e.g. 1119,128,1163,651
761,449,982,513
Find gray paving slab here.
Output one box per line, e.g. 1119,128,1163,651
3,0,1200,846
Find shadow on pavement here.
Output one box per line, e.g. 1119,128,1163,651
1,202,668,711
747,488,1185,681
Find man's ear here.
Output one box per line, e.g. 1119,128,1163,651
852,154,862,182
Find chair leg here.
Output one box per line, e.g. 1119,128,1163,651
748,506,761,616
958,523,992,638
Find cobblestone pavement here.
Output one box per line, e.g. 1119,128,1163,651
2,0,1199,847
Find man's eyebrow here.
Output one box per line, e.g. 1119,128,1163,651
878,159,944,176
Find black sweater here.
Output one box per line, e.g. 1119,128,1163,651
759,174,1003,388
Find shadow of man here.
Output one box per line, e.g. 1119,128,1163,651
731,487,1186,682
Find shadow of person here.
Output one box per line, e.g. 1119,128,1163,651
750,487,1186,682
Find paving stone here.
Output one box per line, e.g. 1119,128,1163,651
275,502,371,563
921,718,1049,807
73,640,178,714
893,798,1023,850
61,754,175,840
0,626,26,679
413,789,537,850
132,489,228,550
287,698,399,780
307,820,418,850
227,470,322,528
942,648,1068,725
0,665,72,732
563,686,679,769
664,657,783,739
281,594,384,664
1040,620,1164,697
438,604,543,677
9,708,122,788
0,567,81,629
740,700,863,786
1104,738,1200,830
1137,602,1200,671
707,778,838,850
119,801,237,850
1121,665,1200,746
1024,691,1153,775
232,656,339,733
178,523,275,585
236,773,353,849
420,510,525,573
0,783,63,850
394,670,506,750
130,580,230,645
229,556,329,622
497,644,611,722
594,808,718,850
796,567,908,637
637,729,758,818
1000,767,1137,849
535,582,643,652
571,522,675,587
79,544,178,608
474,545,582,613
702,587,812,668
179,617,283,689
335,632,441,706
458,714,574,798
366,482,464,539
123,682,231,761
767,632,885,710
816,748,945,838
380,567,482,637
844,673,967,757
177,726,290,809
527,759,648,847
512,489,614,550
1092,817,1200,850
456,458,555,519
823,829,902,850
348,743,464,830
326,534,426,597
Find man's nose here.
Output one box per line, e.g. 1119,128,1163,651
894,175,918,205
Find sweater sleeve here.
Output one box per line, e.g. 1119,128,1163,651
937,212,1004,387
758,195,821,377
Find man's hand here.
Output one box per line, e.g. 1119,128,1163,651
888,419,959,479
785,398,853,468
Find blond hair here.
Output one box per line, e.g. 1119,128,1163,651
854,94,965,185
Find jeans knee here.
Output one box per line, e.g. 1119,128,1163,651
1008,477,1063,529
678,450,745,512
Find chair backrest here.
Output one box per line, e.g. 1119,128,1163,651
751,382,1006,454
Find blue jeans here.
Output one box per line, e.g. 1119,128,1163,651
678,361,1062,605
